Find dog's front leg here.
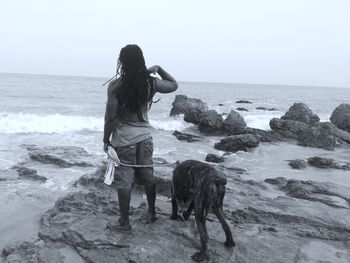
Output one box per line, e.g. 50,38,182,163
183,201,194,220
192,207,209,262
213,207,235,248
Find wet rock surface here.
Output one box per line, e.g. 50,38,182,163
170,95,208,116
236,107,248,112
214,134,260,153
27,145,94,168
3,163,350,263
330,103,350,133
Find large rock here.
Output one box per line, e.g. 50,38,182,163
281,103,320,124
4,170,350,262
214,134,260,152
330,103,350,133
198,110,223,134
297,122,350,150
183,108,202,124
169,95,208,116
223,110,246,135
269,118,310,139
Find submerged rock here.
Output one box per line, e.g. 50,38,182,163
330,103,350,133
214,134,260,153
15,166,47,182
281,103,320,125
223,110,246,135
172,130,203,142
27,145,93,168
236,107,248,112
205,153,225,163
256,107,277,111
169,95,208,116
198,110,223,134
235,100,252,104
288,159,307,170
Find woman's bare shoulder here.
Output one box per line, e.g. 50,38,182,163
107,77,121,96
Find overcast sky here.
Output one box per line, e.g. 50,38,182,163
0,0,349,87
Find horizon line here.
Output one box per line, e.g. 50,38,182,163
0,71,349,90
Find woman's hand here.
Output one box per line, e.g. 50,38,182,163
147,65,160,74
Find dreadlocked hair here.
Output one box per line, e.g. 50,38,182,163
115,44,153,122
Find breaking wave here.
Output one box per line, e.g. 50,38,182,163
0,113,191,134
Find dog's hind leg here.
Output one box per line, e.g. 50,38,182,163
192,204,209,262
213,207,235,248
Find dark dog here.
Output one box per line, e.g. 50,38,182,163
171,160,235,262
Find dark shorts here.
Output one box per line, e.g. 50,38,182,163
113,137,155,190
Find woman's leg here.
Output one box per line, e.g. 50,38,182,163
136,137,157,222
109,145,136,231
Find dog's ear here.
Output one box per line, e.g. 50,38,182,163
215,177,227,186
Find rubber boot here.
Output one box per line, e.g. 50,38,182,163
145,183,157,223
107,189,132,232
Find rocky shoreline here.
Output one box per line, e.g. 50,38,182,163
2,97,350,262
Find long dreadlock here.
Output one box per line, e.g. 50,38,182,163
115,44,153,121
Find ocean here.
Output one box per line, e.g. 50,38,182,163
0,72,350,249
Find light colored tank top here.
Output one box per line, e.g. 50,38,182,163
110,79,154,147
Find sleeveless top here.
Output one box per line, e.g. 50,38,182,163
110,77,156,147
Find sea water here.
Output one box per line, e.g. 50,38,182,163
0,72,350,248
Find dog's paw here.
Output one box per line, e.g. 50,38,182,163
191,252,208,262
170,214,185,221
225,239,236,248
182,211,191,221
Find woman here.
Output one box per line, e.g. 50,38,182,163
103,44,178,231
